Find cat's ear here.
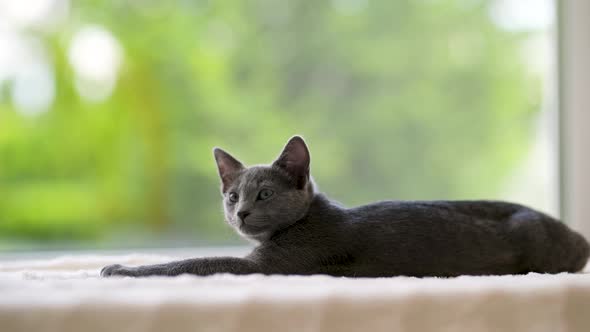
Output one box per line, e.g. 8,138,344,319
272,136,310,189
213,148,245,192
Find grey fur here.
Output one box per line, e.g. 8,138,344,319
102,136,590,278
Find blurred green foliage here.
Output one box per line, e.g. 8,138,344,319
0,0,541,249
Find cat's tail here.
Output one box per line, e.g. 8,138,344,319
512,211,590,273
563,229,590,272
534,220,589,273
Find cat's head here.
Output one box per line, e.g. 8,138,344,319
213,136,315,242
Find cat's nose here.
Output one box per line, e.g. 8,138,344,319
237,210,251,222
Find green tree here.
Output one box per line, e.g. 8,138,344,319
0,0,540,249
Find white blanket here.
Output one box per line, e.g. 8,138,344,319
1,252,589,332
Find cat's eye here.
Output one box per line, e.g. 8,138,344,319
257,189,274,201
228,192,239,203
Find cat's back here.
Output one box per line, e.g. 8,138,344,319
344,200,526,253
347,199,527,225
335,200,527,276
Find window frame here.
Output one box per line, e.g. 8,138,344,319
558,0,590,238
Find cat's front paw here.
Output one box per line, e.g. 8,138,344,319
101,264,136,277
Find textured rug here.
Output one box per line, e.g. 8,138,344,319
1,253,589,332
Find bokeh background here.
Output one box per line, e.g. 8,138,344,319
0,0,557,251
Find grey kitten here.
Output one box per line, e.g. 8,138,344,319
102,136,589,277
